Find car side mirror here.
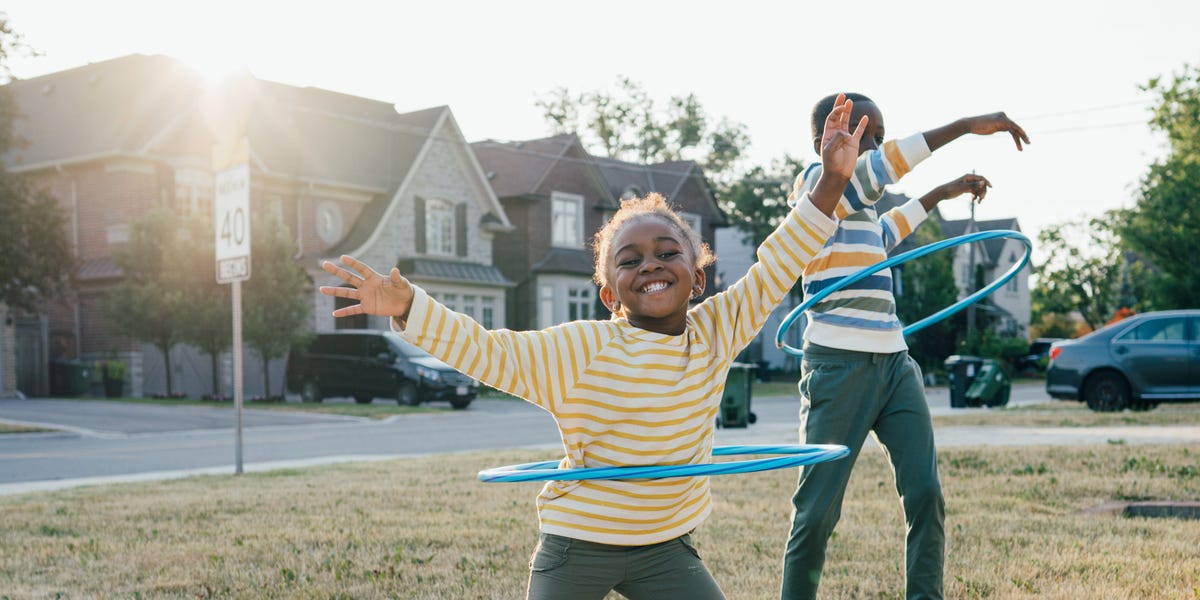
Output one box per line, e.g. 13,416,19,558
376,352,392,363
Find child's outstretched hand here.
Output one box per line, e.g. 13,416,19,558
320,255,415,320
964,112,1030,151
919,173,992,211
820,93,868,180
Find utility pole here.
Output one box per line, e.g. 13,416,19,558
965,198,977,346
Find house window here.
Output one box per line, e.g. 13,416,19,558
174,168,213,219
538,276,597,326
462,295,478,322
335,292,367,329
440,293,458,312
551,192,584,248
539,285,555,329
481,297,495,329
568,286,593,321
1006,252,1019,292
680,212,702,236
426,199,455,255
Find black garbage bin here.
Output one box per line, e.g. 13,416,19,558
718,362,758,428
944,355,983,408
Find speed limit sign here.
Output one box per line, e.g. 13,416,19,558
215,164,251,283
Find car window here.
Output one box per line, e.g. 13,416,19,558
1116,317,1188,342
365,336,389,357
317,335,361,356
385,332,430,358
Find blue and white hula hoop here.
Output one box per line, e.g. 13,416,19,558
775,230,1032,358
478,444,849,483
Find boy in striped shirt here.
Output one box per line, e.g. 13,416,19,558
780,93,1029,600
322,96,866,600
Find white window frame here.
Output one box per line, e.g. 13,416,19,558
426,198,455,255
539,275,597,327
551,191,584,248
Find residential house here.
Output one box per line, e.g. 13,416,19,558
471,134,616,330
715,192,1032,371
2,54,513,398
941,216,1032,338
473,134,728,330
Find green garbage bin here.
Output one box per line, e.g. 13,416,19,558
965,359,1011,407
718,362,758,428
49,360,91,397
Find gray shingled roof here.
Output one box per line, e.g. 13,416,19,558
941,217,1022,264
471,134,619,209
530,248,593,276
2,54,439,197
396,258,513,287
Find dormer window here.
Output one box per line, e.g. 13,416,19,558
551,191,584,248
426,198,454,255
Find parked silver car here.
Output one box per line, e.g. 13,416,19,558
1045,310,1200,411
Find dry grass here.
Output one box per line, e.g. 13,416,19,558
1,445,1198,599
933,402,1200,428
0,423,50,434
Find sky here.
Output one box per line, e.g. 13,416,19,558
4,0,1198,264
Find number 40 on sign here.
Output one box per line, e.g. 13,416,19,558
214,164,251,284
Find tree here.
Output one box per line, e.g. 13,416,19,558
1032,214,1127,331
1121,66,1200,308
538,77,750,184
109,208,190,394
0,18,73,315
895,218,959,370
719,155,806,250
242,212,311,398
176,215,232,397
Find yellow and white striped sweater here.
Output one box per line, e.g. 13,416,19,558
394,196,836,545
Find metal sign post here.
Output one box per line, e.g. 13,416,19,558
215,157,251,475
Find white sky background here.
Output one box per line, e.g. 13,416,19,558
5,0,1198,264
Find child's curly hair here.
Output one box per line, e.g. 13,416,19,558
591,193,716,289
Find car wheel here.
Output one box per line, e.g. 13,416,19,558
450,397,472,410
397,381,420,406
354,395,373,405
1084,372,1130,412
300,380,323,403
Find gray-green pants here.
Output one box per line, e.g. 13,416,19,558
781,344,944,600
526,532,725,600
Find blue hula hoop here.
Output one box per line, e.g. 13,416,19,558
478,444,849,483
776,230,1032,358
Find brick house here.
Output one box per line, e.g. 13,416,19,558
2,54,513,398
472,134,728,330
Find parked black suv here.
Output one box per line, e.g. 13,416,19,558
285,330,478,409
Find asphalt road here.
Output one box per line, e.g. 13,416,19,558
2,383,1197,495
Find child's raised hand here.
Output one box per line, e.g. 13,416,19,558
820,93,868,180
942,173,991,203
964,112,1030,151
320,255,415,320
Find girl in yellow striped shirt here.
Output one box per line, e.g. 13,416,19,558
319,94,867,600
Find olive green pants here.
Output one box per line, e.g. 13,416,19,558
526,532,725,600
781,344,945,600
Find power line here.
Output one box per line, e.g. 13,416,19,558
1016,99,1152,122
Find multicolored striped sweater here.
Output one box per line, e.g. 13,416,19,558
393,197,837,545
788,133,933,353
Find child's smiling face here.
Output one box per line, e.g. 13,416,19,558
600,215,705,336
